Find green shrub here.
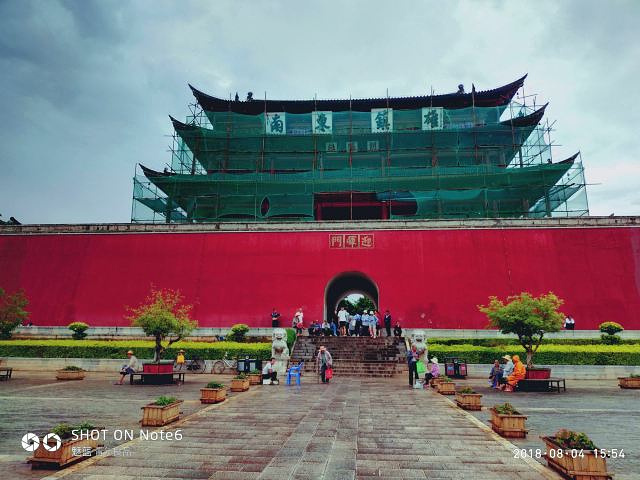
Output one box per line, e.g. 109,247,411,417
234,372,248,380
599,321,624,336
67,322,89,340
249,369,260,374
493,403,520,415
629,374,640,378
227,324,250,342
51,421,94,440
553,429,596,450
61,365,84,371
205,381,225,389
427,337,640,346
154,396,178,406
0,339,272,361
458,387,476,394
285,328,296,350
600,334,621,345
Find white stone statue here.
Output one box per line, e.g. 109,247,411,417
271,328,290,383
410,330,429,364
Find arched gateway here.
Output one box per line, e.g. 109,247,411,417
324,271,379,321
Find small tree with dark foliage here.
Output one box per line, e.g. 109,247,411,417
479,292,564,368
0,288,29,339
126,287,197,362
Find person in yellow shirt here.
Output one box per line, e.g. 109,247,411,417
175,349,186,370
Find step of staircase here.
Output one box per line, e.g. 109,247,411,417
290,335,407,378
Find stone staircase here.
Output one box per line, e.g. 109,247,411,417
290,336,407,377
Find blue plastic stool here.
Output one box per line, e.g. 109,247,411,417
286,361,304,386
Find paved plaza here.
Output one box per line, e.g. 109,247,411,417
0,371,637,479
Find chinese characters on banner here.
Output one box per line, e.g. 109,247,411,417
265,112,286,135
312,111,333,134
421,107,444,130
371,108,393,133
329,234,375,249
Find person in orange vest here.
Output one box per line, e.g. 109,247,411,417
501,354,526,391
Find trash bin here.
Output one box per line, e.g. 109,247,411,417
237,357,262,373
444,357,467,378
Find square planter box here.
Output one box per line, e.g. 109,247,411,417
490,408,528,438
200,387,227,404
618,377,640,389
56,370,86,381
141,400,183,427
455,392,482,410
437,382,456,395
30,436,99,469
230,378,250,392
541,436,612,480
248,373,262,385
430,377,444,388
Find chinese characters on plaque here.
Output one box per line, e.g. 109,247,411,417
421,107,444,130
312,111,333,134
329,234,374,249
265,112,286,135
371,108,393,133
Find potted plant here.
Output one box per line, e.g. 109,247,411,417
490,402,528,438
67,322,89,340
436,376,456,395
56,365,86,381
619,373,640,389
29,422,99,468
141,396,182,426
248,369,262,385
541,429,612,479
200,381,227,404
230,372,250,392
600,321,624,345
430,376,444,388
479,292,563,376
455,386,482,410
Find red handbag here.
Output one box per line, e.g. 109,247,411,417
325,367,333,379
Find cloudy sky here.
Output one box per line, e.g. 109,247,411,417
1,0,638,223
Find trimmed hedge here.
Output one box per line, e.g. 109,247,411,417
0,340,272,360
429,343,640,365
429,337,640,346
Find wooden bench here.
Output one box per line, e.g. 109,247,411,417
0,367,13,381
517,377,566,392
129,372,185,385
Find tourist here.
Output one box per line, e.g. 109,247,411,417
355,311,363,336
321,319,331,336
316,346,333,383
175,349,186,371
361,311,369,337
500,354,526,391
338,306,348,336
394,322,402,337
115,350,139,385
488,359,503,388
424,356,440,384
501,354,514,380
262,357,278,384
271,308,281,327
368,311,377,338
373,311,381,338
564,315,575,330
348,313,356,336
331,316,338,336
406,344,419,387
293,307,303,328
384,310,392,337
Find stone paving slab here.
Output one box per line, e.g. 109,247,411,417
0,373,563,480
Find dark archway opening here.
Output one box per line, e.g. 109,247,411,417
324,271,379,321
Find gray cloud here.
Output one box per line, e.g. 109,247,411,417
0,0,638,223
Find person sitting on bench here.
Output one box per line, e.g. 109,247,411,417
115,350,139,385
262,357,278,384
500,354,526,391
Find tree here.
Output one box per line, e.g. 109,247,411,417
0,288,29,339
68,322,89,340
478,292,564,367
227,323,249,342
126,287,197,362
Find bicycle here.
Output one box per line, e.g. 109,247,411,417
211,352,237,374
175,356,207,373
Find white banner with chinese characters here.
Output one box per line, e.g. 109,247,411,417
371,108,393,133
265,112,286,135
312,111,333,134
421,107,444,130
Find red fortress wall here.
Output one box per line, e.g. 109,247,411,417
1,225,639,330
